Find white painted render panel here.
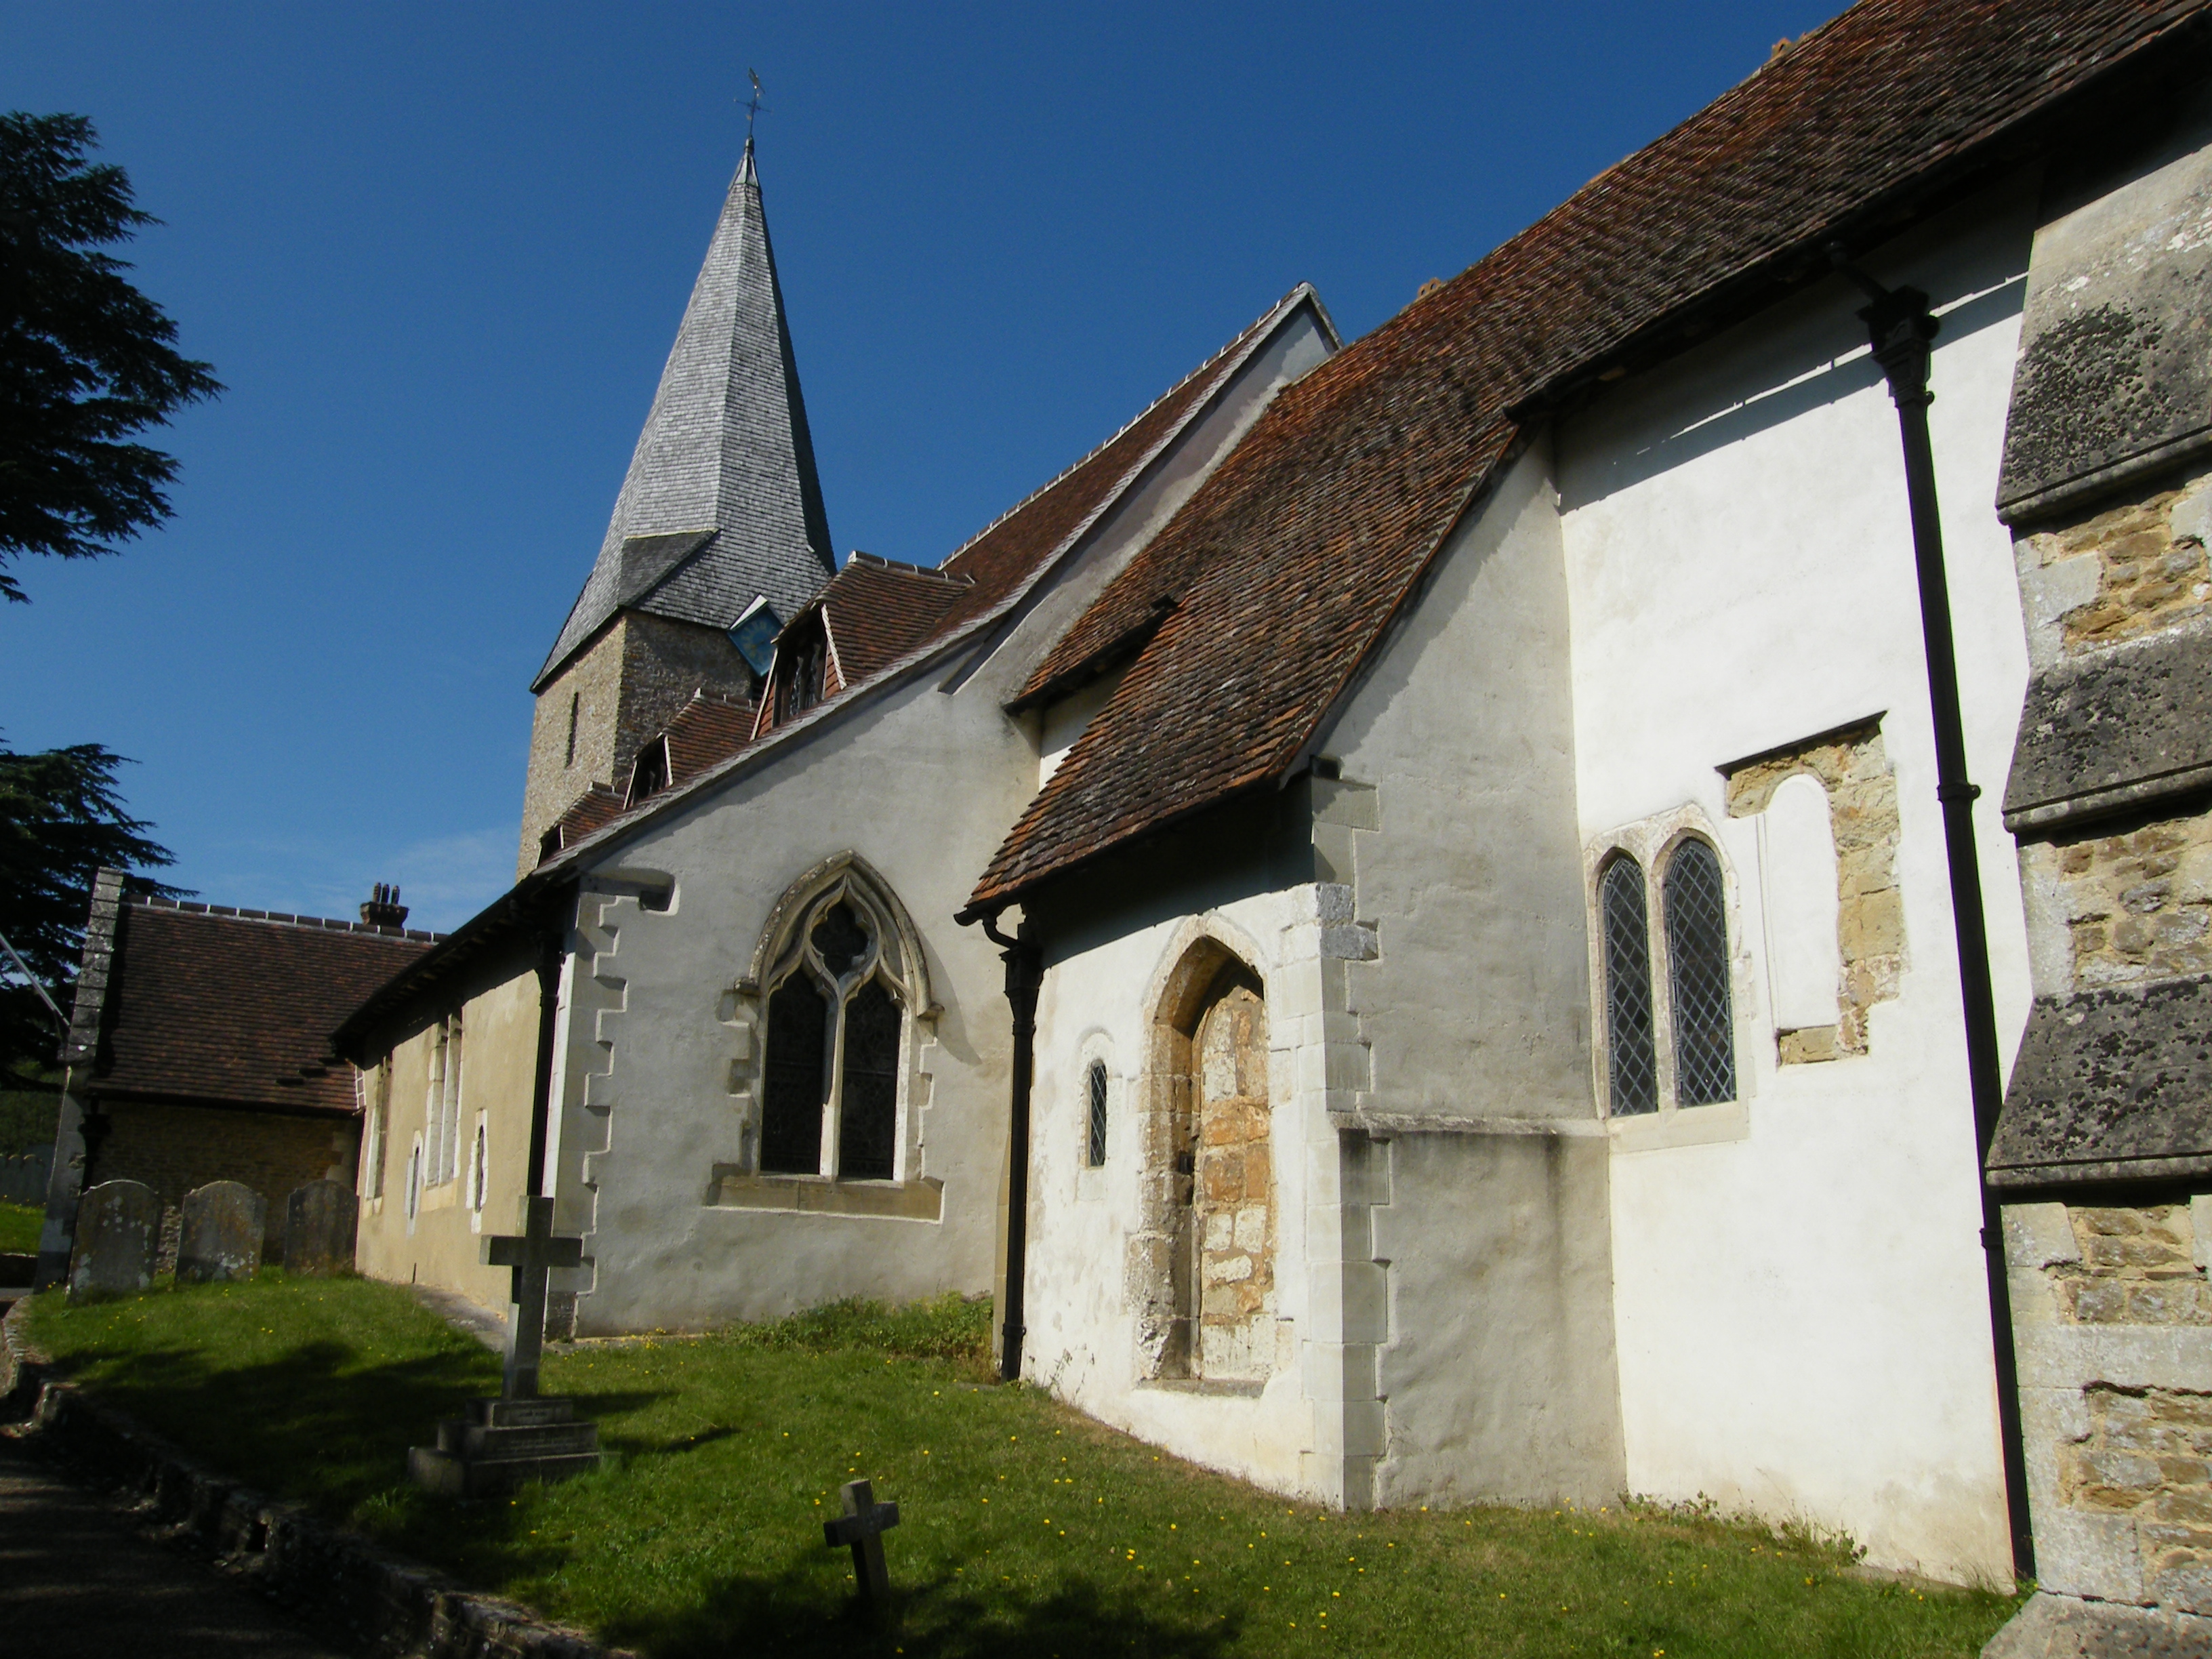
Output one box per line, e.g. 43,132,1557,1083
1556,182,2039,1585
1761,774,1844,1029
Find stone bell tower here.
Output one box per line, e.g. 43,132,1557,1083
520,138,835,872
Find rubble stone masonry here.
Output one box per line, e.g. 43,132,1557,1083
2001,474,2212,1629
2024,806,2212,989
518,613,756,876
2019,470,2212,657
2007,1199,2212,1617
1723,718,1903,1061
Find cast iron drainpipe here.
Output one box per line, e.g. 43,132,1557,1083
975,910,1042,1381
1839,252,2034,1580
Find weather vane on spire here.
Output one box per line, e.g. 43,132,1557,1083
742,68,768,143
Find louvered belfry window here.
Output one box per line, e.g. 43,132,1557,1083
758,885,914,1180
1664,838,1738,1105
1600,856,1659,1116
1086,1060,1109,1168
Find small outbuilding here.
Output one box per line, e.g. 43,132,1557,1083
35,870,439,1286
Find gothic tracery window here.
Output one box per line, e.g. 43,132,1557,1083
758,881,916,1180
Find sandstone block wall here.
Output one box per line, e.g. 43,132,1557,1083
1723,718,1904,1061
2004,1197,2212,1617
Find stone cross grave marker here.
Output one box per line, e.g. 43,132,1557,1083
68,1179,158,1300
283,1178,357,1276
823,1477,901,1607
408,1194,600,1496
484,1195,583,1400
177,1181,264,1283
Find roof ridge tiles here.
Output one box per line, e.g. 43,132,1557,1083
129,891,448,942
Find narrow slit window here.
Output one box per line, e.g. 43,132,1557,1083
564,691,580,767
1087,1060,1109,1168
1601,857,1659,1116
1665,839,1738,1105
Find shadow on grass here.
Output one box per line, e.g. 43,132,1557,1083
52,1336,669,1516
613,1562,1243,1659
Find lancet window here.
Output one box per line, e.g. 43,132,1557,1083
425,1012,465,1185
1664,838,1738,1105
758,876,918,1181
1599,855,1659,1116
1595,833,1739,1118
1086,1059,1109,1168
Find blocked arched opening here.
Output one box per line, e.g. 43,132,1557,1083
1133,933,1273,1382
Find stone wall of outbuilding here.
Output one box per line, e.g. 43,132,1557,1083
87,1101,354,1267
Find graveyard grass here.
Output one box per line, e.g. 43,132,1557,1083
0,1200,43,1253
22,1276,2022,1659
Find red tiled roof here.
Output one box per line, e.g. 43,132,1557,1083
818,554,974,690
89,899,438,1113
661,691,757,786
543,783,626,862
969,0,2211,912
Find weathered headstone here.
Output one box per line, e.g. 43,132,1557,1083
68,1179,159,1301
283,1178,357,1275
408,1195,601,1496
824,1477,901,1609
176,1181,265,1284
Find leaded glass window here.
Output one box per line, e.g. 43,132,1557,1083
758,882,916,1180
1087,1060,1108,1168
1664,838,1737,1105
1601,857,1658,1116
761,976,828,1172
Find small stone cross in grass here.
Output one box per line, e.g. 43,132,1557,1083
823,1477,901,1607
482,1195,583,1399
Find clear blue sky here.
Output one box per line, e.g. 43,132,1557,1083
1,1,1837,933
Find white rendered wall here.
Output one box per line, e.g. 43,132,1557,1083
1555,178,2041,1584
1021,889,1341,1501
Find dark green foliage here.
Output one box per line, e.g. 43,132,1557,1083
0,740,180,1076
0,111,221,602
0,1061,61,1153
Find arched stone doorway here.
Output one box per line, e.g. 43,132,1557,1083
1134,935,1274,1384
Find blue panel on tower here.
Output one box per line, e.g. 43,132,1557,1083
729,602,782,676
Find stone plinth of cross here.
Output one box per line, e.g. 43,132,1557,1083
481,1195,583,1399
823,1477,900,1607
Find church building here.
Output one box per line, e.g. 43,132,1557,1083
339,1,2212,1626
